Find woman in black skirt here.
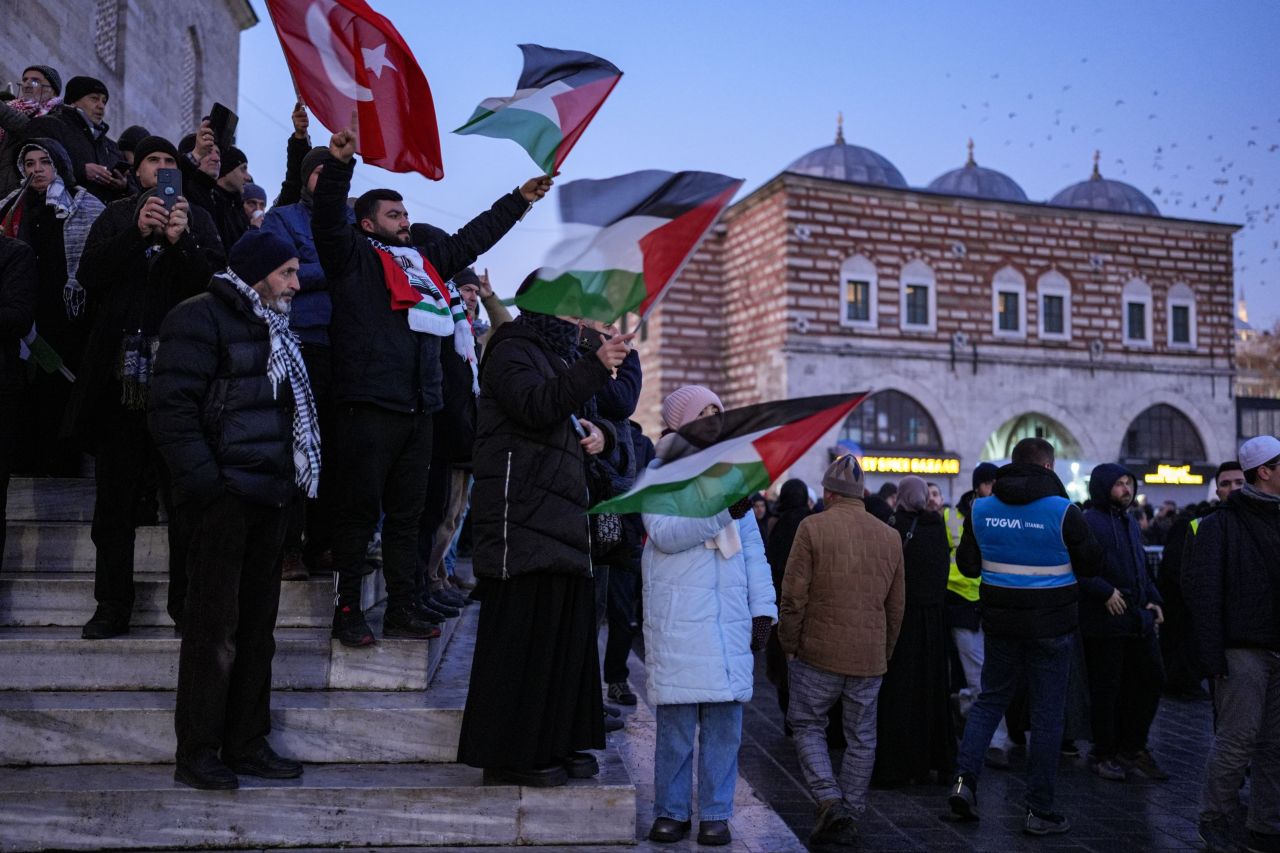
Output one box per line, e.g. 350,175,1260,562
456,307,632,787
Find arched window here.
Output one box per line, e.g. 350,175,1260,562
840,390,942,452
94,0,122,73
838,254,877,329
1122,404,1207,463
1167,282,1196,348
1037,270,1072,340
181,27,205,131
1122,277,1153,347
899,260,936,333
991,265,1026,338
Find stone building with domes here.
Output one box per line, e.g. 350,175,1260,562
634,122,1240,505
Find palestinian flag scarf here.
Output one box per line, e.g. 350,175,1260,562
368,237,478,393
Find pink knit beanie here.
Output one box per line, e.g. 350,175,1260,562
661,385,724,431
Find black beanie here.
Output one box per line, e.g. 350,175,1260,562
64,76,108,104
229,229,297,286
117,125,151,153
299,146,329,185
131,136,179,172
972,462,1000,491
452,267,480,288
219,146,248,178
22,65,62,96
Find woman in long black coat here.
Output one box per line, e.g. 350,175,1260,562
873,475,956,786
763,478,811,716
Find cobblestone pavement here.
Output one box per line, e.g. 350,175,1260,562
735,656,1240,852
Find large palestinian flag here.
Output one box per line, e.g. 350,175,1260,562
455,44,621,175
591,393,868,518
516,169,743,323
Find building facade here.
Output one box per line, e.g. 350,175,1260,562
2,0,256,144
636,129,1239,506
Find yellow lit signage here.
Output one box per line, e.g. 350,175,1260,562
1142,464,1204,486
861,455,962,476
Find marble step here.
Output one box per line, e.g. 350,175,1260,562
0,755,635,850
5,476,95,521
4,521,168,571
0,608,463,692
0,573,342,628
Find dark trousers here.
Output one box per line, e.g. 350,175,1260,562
328,404,433,610
957,632,1074,813
1082,632,1165,758
284,343,334,562
174,493,287,762
90,410,186,617
0,391,18,571
602,566,638,685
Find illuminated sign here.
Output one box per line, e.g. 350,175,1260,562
1142,464,1205,486
860,455,962,476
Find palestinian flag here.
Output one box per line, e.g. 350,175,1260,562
455,44,622,175
591,393,868,518
516,169,743,323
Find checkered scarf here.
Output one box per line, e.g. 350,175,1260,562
221,270,322,499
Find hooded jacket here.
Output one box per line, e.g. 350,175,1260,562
147,273,298,509
957,462,1103,638
1185,485,1280,675
310,155,527,413
1080,463,1163,637
468,318,613,580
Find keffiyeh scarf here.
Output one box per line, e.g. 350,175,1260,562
222,270,322,499
367,237,479,394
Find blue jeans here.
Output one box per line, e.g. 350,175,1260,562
654,702,743,822
956,632,1074,813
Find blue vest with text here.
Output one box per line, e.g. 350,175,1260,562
970,495,1075,590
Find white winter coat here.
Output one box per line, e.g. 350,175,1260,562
641,509,778,706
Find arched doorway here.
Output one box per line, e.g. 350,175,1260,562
981,412,1083,462
1120,404,1207,465
839,389,943,452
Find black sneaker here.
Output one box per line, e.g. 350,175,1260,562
426,592,461,618
82,606,130,639
332,605,375,647
174,750,238,790
415,598,452,623
433,587,470,609
947,775,978,821
1024,807,1071,836
607,681,637,706
603,712,624,733
383,605,442,640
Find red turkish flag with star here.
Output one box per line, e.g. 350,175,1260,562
265,0,443,179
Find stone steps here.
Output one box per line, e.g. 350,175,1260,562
0,756,636,851
0,572,340,628
5,476,96,522
0,606,459,692
4,521,168,572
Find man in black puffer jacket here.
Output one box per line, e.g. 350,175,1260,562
149,229,318,791
312,120,552,646
1080,463,1167,783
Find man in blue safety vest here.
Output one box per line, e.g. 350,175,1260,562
945,437,1102,836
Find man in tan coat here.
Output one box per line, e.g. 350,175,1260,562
779,454,905,847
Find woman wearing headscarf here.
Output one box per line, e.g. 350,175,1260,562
456,307,631,788
642,385,777,847
0,137,104,473
764,478,813,718
873,475,956,786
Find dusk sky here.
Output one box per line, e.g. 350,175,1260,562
235,0,1280,328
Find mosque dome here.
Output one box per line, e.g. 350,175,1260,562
787,116,908,188
926,140,1029,202
1049,152,1160,216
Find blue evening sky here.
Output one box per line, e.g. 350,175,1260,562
235,0,1280,328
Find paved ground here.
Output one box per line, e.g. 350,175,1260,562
735,655,1237,852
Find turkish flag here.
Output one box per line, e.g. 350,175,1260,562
265,0,443,180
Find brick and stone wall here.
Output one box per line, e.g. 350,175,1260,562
2,0,256,145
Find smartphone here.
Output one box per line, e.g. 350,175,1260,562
208,102,239,152
570,414,587,439
155,168,181,210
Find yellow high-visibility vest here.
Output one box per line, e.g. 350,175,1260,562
944,506,980,602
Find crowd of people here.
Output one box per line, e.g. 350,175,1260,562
1,62,1278,853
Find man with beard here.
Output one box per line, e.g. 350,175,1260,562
149,229,317,789
0,138,104,473
312,117,551,646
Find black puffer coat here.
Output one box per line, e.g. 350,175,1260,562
311,156,527,414
470,319,613,580
0,235,37,397
147,274,297,509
